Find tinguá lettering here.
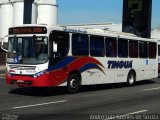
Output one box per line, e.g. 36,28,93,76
108,61,132,69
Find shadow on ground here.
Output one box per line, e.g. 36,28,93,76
9,80,156,97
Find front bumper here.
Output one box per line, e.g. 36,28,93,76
6,73,51,87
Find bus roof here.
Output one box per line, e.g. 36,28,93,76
9,24,157,42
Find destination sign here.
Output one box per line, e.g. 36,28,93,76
9,27,47,35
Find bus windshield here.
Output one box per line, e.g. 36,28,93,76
7,36,48,65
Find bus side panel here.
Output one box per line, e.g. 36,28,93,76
133,59,144,81
80,57,115,85
105,58,132,83
143,59,158,79
81,69,98,85
48,56,106,86
48,70,69,86
98,58,115,84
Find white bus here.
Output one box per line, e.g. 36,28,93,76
158,40,160,75
4,25,158,93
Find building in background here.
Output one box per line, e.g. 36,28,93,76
122,0,152,38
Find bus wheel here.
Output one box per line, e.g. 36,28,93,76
127,71,136,86
67,74,80,94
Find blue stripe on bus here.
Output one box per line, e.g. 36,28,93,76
48,57,76,71
79,63,99,73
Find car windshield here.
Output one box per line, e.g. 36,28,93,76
7,36,48,65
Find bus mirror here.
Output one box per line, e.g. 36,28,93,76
53,42,57,52
1,37,8,52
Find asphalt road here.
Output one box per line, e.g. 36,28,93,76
0,77,160,120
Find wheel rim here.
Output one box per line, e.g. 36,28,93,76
129,74,134,84
70,78,78,89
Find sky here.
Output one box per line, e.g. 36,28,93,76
57,0,160,28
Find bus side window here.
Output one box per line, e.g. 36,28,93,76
106,37,117,57
90,36,104,57
158,45,160,56
139,41,148,58
129,40,138,58
72,34,89,56
118,38,128,58
149,42,157,59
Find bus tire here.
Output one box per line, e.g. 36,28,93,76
67,73,80,94
127,71,136,86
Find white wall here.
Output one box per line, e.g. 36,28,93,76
13,1,24,26
0,3,13,42
37,0,58,25
31,2,37,24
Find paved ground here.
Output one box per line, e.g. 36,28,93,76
0,78,160,120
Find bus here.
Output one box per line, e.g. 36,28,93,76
158,40,160,76
4,25,158,93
